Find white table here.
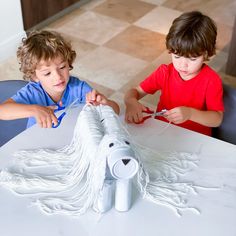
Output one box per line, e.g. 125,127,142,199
0,106,236,236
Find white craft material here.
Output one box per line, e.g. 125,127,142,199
0,104,201,217
107,147,138,179
115,179,132,211
94,179,114,213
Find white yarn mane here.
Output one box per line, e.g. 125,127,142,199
0,105,200,216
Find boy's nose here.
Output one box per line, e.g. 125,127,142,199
179,58,188,68
54,70,62,80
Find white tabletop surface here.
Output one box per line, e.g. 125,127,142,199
0,106,236,236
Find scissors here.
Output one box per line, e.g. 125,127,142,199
52,98,79,128
136,107,167,124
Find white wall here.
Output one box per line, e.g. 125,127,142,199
0,0,26,62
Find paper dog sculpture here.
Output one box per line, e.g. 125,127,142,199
95,137,139,213
90,106,139,213
0,105,200,216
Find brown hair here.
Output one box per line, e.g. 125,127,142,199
17,30,76,81
166,11,217,59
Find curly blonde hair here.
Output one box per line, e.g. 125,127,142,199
17,30,76,81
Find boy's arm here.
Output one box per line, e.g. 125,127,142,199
0,99,35,120
0,99,58,128
124,86,148,123
189,109,223,127
165,106,223,127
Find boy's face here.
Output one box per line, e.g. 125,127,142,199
33,56,70,101
171,53,205,81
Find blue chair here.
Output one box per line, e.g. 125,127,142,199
0,80,28,147
212,83,236,145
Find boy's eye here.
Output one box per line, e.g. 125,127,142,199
190,58,197,61
44,72,51,76
174,55,180,59
60,65,66,70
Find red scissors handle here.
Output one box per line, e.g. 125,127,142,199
142,107,154,114
135,107,166,124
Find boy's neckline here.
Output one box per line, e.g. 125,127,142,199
177,64,206,81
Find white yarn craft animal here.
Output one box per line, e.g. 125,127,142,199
0,104,200,216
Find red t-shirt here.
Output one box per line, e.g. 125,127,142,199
140,63,224,136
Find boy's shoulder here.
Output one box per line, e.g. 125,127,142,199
68,75,79,82
18,81,42,92
67,76,92,90
202,64,221,79
68,75,86,85
157,63,174,72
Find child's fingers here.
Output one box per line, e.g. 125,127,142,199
96,94,107,104
49,105,58,111
51,113,58,127
125,114,133,123
95,94,102,103
47,107,59,127
86,93,93,104
91,89,98,101
86,90,96,104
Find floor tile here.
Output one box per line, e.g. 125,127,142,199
215,22,233,51
119,64,157,93
44,30,98,62
80,0,106,10
151,50,172,66
53,11,129,45
208,0,236,27
72,46,149,90
82,79,115,97
47,8,85,29
0,57,23,81
162,0,225,14
92,0,156,23
141,0,166,5
105,25,166,62
134,6,182,35
163,0,236,27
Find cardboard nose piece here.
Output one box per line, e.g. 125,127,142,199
122,159,131,165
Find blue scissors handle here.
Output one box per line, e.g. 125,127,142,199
52,111,66,128
52,98,80,128
52,104,66,128
54,105,65,112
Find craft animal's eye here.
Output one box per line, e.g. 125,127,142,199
125,141,130,145
109,143,114,148
101,119,104,122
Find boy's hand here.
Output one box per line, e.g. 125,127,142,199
33,105,58,128
164,106,191,124
86,89,108,106
86,89,120,114
125,100,147,124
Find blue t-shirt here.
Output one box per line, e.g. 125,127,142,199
11,76,92,128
